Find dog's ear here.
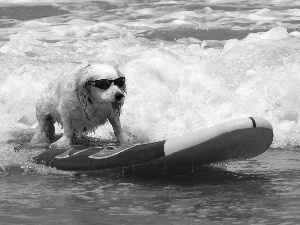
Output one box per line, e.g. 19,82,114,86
74,64,91,109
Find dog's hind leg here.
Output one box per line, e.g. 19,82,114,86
49,115,72,148
31,113,51,144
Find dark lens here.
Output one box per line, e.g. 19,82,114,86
94,79,111,90
114,77,125,87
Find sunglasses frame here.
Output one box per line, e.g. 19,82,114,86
87,77,125,90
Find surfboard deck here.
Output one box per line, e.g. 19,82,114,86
15,117,273,172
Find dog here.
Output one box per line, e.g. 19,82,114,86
30,63,128,148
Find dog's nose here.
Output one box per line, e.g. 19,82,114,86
115,93,124,101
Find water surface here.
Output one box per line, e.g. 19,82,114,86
0,0,300,224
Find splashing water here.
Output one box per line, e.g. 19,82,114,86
1,2,300,225
0,0,300,171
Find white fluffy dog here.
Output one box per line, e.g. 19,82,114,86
31,63,128,148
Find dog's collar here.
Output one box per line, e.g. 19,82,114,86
76,91,95,125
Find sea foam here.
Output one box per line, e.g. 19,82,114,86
0,25,299,148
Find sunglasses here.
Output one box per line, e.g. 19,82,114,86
87,77,125,90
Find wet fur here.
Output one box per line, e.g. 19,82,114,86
31,63,127,148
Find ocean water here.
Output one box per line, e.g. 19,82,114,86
0,0,300,224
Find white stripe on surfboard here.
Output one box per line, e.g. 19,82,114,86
163,117,273,156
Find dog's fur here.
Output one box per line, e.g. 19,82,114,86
31,63,127,148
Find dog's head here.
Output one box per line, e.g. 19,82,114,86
75,63,126,113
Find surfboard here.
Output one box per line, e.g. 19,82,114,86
18,117,273,172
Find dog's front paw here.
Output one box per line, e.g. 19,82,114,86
117,132,134,145
49,136,71,149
